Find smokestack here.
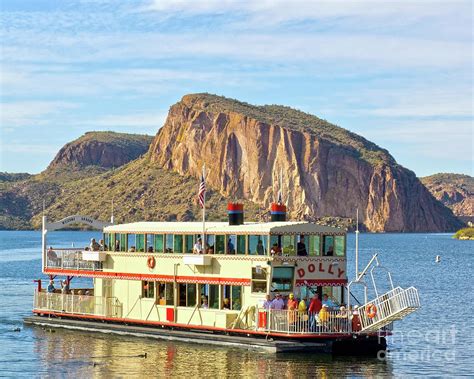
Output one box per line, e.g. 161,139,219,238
270,203,286,222
228,203,244,225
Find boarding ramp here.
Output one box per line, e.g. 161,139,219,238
358,286,420,332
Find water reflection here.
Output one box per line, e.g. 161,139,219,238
32,327,391,377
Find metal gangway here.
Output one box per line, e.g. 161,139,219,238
357,286,420,332
347,253,421,333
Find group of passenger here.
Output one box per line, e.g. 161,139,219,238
262,292,359,332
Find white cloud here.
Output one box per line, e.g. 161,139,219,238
0,101,79,128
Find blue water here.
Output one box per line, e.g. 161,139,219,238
0,231,472,377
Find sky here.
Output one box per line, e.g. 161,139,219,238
0,0,472,177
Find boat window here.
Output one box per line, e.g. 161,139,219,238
157,282,174,305
200,284,219,309
153,234,164,253
251,267,267,293
236,235,246,255
103,234,109,251
146,235,154,252
248,235,267,255
174,235,183,254
270,235,282,255
231,286,242,310
178,283,197,307
165,234,174,253
227,235,236,254
222,285,242,310
282,235,296,256
136,234,145,252
142,281,155,299
271,267,294,292
215,235,225,254
323,235,334,256
335,235,345,256
296,235,308,256
108,233,115,251
115,233,127,252
309,235,321,256
184,234,194,254
205,235,215,254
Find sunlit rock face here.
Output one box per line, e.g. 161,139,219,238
150,93,462,232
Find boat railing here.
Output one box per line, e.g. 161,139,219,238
33,290,122,318
259,308,353,334
45,249,103,271
357,286,420,332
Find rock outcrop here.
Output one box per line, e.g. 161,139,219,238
150,93,463,232
421,174,473,223
48,131,153,170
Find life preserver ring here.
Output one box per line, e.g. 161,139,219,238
366,303,377,319
147,256,156,269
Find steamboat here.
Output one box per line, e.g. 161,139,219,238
25,201,420,354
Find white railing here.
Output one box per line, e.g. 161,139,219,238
358,286,420,332
261,309,352,334
34,290,122,318
45,249,103,271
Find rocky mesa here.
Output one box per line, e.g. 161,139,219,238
421,173,473,223
150,94,462,232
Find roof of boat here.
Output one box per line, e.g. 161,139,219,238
104,221,345,235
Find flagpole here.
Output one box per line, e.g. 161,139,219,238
202,164,206,254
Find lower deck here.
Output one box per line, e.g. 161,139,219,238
24,314,387,355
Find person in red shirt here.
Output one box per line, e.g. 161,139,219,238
308,294,322,331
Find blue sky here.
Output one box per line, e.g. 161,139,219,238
0,0,472,176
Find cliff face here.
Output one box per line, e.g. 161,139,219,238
48,132,153,170
150,94,462,232
421,174,473,222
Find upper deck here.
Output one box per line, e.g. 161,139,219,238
44,220,348,289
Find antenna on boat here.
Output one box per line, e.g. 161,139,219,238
355,208,360,281
42,200,45,216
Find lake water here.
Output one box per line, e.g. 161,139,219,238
0,231,472,377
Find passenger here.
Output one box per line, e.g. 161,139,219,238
263,294,272,310
61,279,69,293
115,240,120,251
256,239,265,255
297,235,308,256
47,280,55,293
270,243,282,256
298,297,307,313
308,294,322,331
90,238,100,251
287,293,298,326
352,305,362,332
201,296,209,309
319,304,330,324
193,238,203,254
223,298,230,310
325,245,334,256
47,247,58,265
270,293,285,310
287,293,298,310
99,239,107,251
227,239,235,254
322,294,336,309
147,246,154,253
129,246,136,252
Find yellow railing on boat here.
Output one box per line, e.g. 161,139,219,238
34,290,122,318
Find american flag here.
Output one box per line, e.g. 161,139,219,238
198,173,206,208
